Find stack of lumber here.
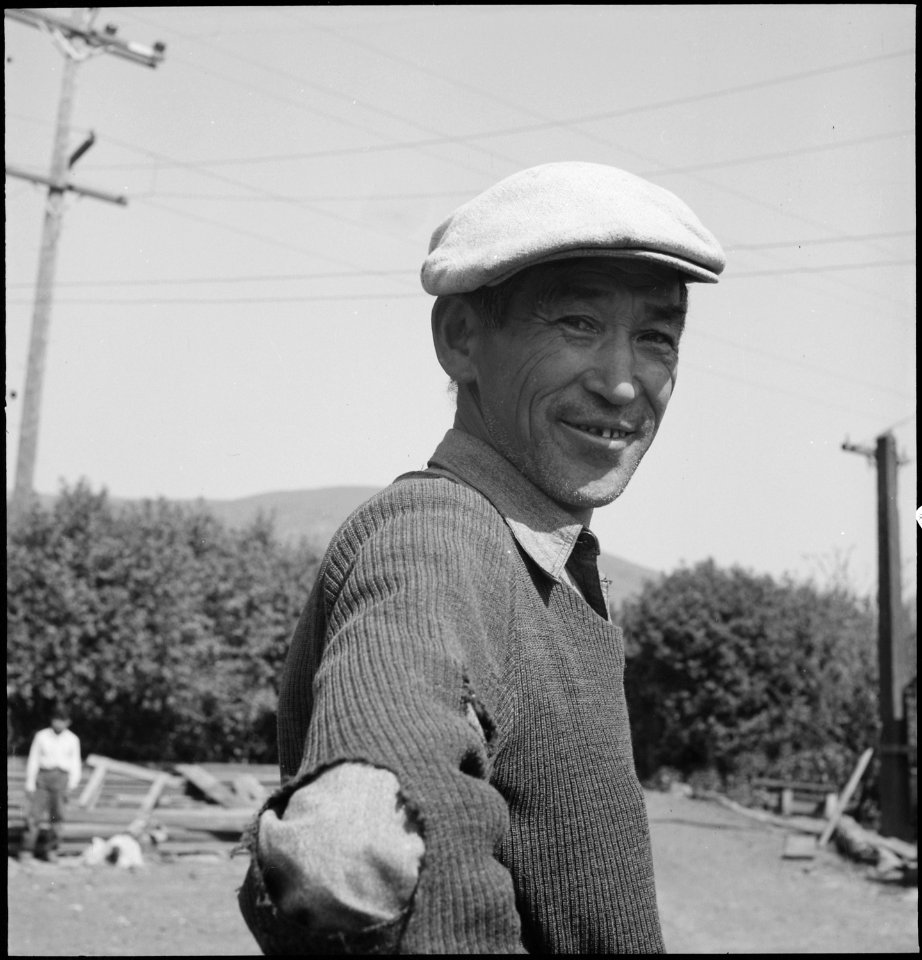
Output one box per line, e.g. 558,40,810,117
7,754,280,859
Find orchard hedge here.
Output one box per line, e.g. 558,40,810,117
621,559,880,793
7,481,319,762
8,484,889,799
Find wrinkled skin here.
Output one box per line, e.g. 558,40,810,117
442,259,687,525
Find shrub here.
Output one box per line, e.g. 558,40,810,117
7,481,319,762
621,559,880,793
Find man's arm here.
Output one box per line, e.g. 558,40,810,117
66,734,82,793
239,483,525,954
24,731,42,794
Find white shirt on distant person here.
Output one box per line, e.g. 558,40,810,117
25,727,82,793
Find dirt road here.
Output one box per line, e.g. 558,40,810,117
7,790,918,955
646,789,917,954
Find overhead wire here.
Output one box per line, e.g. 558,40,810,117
70,15,911,316
82,43,911,168
6,226,912,288
721,259,915,278
7,9,914,407
61,66,913,316
17,6,907,278
8,10,916,483
121,10,532,180
679,358,914,426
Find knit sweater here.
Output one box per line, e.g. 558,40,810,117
238,429,664,954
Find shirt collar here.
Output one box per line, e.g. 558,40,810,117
426,428,595,584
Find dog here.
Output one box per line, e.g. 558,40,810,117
80,821,169,869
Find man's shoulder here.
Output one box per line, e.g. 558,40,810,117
357,471,500,524
327,471,508,556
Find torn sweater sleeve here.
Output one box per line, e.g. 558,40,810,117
238,482,526,954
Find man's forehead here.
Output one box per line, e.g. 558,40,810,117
523,260,687,312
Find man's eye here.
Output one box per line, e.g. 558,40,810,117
639,330,678,349
557,315,597,333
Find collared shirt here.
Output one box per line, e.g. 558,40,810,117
25,727,82,793
427,427,611,618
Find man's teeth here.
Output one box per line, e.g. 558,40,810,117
576,425,627,440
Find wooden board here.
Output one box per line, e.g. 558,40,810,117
173,764,239,808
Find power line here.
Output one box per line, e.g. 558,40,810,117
643,130,912,179
85,45,912,169
123,16,526,179
5,269,412,289
66,34,912,172
4,238,916,291
13,11,909,287
131,189,474,203
723,259,915,278
81,125,916,178
8,12,912,330
692,330,914,401
6,292,422,305
724,231,915,253
681,359,915,426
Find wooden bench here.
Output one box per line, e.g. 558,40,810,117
752,778,838,817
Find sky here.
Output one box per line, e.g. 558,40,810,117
5,5,916,598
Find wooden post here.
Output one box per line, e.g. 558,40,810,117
875,433,913,841
819,748,874,847
10,10,84,516
77,758,109,809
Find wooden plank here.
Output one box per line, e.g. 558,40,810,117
173,764,239,808
753,777,837,794
779,788,794,816
84,754,183,787
819,748,874,847
77,759,109,809
231,773,267,805
137,772,172,819
782,834,817,859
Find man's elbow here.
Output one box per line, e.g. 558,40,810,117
255,762,424,936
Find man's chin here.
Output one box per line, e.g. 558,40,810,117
570,467,641,506
544,477,632,516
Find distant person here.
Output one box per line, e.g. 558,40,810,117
20,705,82,864
239,161,725,952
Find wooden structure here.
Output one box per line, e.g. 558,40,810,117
7,754,278,859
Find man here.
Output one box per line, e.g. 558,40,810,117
21,705,82,863
239,161,725,953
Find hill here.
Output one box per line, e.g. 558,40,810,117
21,485,661,609
183,486,381,556
187,486,661,609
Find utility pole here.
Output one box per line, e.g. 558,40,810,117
842,431,914,841
5,7,166,517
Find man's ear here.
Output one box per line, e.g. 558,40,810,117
431,296,482,385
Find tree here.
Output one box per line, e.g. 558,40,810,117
621,559,880,790
7,481,319,761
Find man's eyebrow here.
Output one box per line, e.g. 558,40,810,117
647,303,687,329
537,280,611,304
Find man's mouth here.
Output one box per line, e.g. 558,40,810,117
566,422,632,441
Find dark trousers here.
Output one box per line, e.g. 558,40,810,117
23,768,69,853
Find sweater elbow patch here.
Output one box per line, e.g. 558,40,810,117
256,762,424,937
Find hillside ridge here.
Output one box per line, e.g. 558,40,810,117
23,485,662,609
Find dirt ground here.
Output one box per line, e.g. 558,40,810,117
7,790,918,956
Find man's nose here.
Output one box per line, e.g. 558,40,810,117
583,338,638,405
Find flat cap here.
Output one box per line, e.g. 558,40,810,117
421,161,725,294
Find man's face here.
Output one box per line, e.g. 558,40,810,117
465,259,686,520
51,718,69,734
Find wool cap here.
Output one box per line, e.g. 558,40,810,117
421,161,725,294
